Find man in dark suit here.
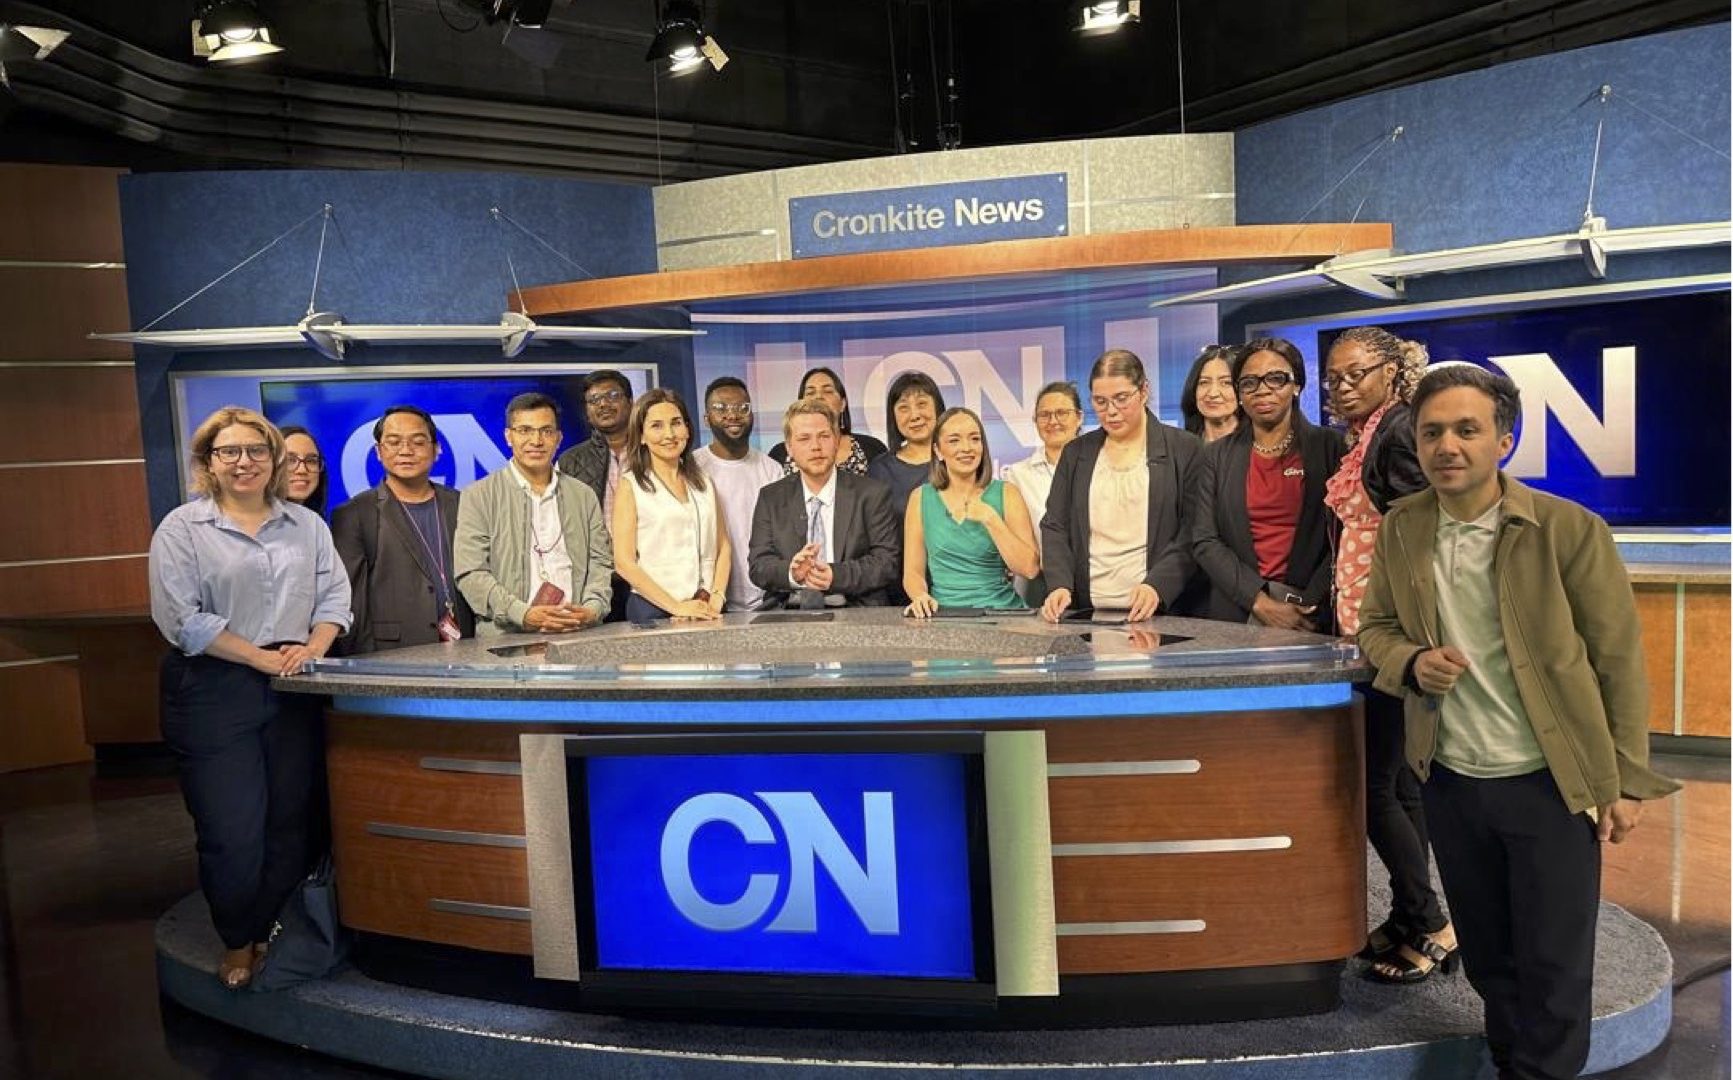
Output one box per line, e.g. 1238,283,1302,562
331,405,474,653
555,369,634,620
748,399,899,608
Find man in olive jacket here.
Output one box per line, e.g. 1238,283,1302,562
1359,364,1677,1080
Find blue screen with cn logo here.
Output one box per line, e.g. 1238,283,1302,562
583,752,978,979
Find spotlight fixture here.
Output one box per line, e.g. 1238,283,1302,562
646,1,727,76
191,1,283,64
0,24,70,88
1077,0,1141,34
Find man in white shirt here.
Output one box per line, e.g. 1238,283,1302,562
694,376,783,612
747,399,899,609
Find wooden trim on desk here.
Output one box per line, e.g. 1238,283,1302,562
516,222,1396,315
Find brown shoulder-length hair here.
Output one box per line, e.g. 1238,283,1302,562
929,407,993,490
626,388,707,494
188,406,288,501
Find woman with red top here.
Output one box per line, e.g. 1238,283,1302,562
1189,338,1344,630
1324,326,1456,984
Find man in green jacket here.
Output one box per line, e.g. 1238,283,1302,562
1359,364,1677,1080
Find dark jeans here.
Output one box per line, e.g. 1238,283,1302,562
625,592,669,623
1364,688,1445,934
1423,765,1601,1080
159,652,321,950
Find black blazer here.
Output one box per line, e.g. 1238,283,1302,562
1039,414,1204,614
747,470,900,607
1188,412,1345,625
1360,401,1426,514
330,482,475,655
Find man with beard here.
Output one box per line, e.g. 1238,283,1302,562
695,377,784,612
556,369,634,619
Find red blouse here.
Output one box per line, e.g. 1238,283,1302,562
1246,450,1304,581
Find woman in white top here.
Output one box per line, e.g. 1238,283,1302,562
612,389,729,623
1004,380,1083,607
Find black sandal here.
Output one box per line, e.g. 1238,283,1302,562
1358,917,1408,960
1368,926,1458,984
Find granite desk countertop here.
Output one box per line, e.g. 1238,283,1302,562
279,608,1370,702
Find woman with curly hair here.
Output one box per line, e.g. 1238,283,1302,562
1323,325,1454,985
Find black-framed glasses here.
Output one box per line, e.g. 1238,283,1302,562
1036,408,1080,424
707,403,752,417
209,444,272,464
585,389,627,405
285,453,323,471
1323,364,1389,391
1090,390,1143,415
510,425,559,441
1236,371,1296,395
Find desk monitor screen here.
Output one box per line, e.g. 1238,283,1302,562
568,733,992,988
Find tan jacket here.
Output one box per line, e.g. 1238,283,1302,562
1358,474,1678,813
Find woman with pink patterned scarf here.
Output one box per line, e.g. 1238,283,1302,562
1324,326,1457,985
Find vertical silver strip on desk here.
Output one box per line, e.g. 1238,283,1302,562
1673,582,1686,736
984,730,1059,997
520,733,580,981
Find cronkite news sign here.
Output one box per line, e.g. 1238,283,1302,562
789,174,1069,259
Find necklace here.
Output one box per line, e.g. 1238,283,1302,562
1252,430,1295,457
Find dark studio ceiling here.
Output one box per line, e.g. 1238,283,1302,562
0,0,1724,183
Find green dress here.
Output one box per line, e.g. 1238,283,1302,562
920,480,1024,609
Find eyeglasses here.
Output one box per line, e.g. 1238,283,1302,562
1236,371,1297,395
510,425,559,441
285,453,323,471
585,389,626,406
380,435,433,451
1323,365,1388,391
1036,408,1080,424
209,444,272,464
707,403,752,418
1090,390,1143,415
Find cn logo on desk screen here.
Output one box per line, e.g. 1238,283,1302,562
660,791,899,935
582,752,978,978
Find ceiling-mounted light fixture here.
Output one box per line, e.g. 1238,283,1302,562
192,0,283,64
646,1,727,76
1077,0,1141,34
0,23,70,88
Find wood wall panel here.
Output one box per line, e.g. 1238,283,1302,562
0,660,92,772
0,366,142,462
0,464,151,562
1633,586,1679,735
76,622,165,744
0,269,134,361
1682,587,1730,738
0,557,149,617
0,626,77,664
0,165,126,263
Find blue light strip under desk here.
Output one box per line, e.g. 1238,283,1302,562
333,682,1354,724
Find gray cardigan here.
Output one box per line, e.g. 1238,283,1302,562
453,465,613,636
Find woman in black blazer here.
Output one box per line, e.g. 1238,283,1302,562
1040,349,1202,623
1189,338,1344,630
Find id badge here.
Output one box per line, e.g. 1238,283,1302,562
437,610,462,642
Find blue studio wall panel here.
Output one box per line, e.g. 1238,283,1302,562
119,169,677,522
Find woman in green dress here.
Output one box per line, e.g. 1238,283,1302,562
902,408,1040,615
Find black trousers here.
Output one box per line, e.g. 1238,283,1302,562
1423,765,1601,1080
1364,688,1445,934
159,652,321,950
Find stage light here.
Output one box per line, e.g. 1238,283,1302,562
191,1,283,64
646,1,727,76
0,24,70,88
1077,0,1140,34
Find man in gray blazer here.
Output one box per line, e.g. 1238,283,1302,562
455,393,612,636
748,399,899,608
331,405,474,654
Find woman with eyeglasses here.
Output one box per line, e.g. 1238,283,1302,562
612,389,729,623
1040,350,1202,623
768,367,888,477
903,408,1039,616
867,371,947,513
1323,326,1455,984
1189,337,1344,630
1180,345,1241,443
148,407,351,991
277,425,328,517
1006,380,1084,607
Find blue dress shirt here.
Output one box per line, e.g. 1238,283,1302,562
149,497,353,656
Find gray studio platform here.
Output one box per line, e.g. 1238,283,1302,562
156,860,1673,1080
